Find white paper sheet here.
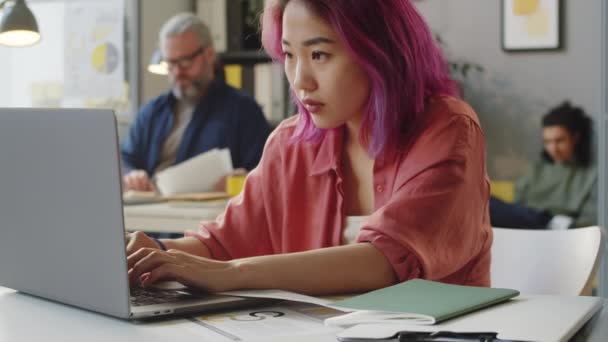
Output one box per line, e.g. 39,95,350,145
219,289,348,310
185,306,340,341
154,148,233,195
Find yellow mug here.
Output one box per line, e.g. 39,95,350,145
226,174,246,197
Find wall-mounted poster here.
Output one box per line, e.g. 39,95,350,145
502,0,561,51
64,0,125,99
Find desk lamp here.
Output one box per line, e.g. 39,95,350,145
147,48,168,75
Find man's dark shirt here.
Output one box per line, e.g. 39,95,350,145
121,79,271,176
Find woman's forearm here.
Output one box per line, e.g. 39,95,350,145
232,243,397,295
162,236,211,258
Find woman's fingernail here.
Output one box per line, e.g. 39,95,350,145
140,273,150,286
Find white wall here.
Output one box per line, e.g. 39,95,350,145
416,0,602,180
0,51,10,102
0,2,65,107
139,0,193,105
0,0,131,114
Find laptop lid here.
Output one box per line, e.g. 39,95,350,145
0,108,267,320
0,108,131,318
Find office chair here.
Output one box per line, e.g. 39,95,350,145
491,226,605,295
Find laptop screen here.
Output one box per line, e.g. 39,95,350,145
0,108,131,318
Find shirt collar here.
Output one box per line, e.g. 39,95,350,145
310,126,344,176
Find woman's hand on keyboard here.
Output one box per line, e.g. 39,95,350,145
125,231,161,257
127,248,241,292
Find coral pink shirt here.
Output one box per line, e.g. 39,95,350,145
187,96,492,286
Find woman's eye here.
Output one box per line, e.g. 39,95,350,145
312,51,328,60
283,51,293,59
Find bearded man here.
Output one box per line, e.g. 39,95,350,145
121,13,270,192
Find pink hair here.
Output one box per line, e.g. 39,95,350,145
261,0,457,157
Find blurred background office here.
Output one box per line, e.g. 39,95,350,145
0,0,606,295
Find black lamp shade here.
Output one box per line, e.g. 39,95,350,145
0,0,40,47
147,48,168,75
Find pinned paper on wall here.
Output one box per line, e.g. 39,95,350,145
64,0,125,99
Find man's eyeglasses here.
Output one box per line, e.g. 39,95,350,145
164,46,206,70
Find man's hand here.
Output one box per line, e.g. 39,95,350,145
123,170,156,192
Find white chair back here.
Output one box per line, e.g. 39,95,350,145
491,226,605,295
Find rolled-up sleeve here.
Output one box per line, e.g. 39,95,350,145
357,114,491,283
185,128,281,260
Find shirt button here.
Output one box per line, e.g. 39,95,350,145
376,185,384,193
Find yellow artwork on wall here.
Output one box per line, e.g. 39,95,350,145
502,0,561,51
513,0,538,16
526,5,549,37
91,42,119,74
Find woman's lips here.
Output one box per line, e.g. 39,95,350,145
302,99,324,113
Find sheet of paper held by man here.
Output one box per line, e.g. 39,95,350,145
155,148,233,195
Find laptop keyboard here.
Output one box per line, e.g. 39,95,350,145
130,287,195,306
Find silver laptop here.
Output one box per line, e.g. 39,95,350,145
0,108,264,319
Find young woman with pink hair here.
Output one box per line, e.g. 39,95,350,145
126,0,492,295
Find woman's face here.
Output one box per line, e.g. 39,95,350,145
542,125,578,163
281,0,370,129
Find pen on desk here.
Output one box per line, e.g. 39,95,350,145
338,330,532,342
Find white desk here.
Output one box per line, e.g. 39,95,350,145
1,286,607,342
0,287,337,342
123,201,227,234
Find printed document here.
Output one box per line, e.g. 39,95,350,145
155,148,233,195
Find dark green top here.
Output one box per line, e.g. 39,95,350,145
515,159,597,227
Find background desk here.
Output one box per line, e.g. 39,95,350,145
123,201,227,234
0,286,606,342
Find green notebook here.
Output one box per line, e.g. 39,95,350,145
326,279,519,326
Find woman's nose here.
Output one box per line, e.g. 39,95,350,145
292,61,317,93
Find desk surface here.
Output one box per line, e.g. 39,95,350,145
0,287,606,342
123,201,227,234
0,287,338,342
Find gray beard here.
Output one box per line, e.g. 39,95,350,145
171,77,206,102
